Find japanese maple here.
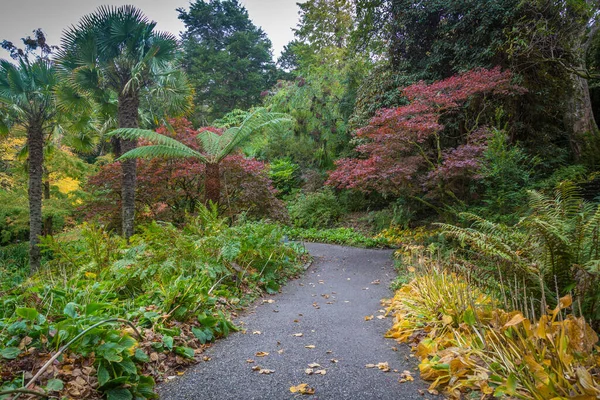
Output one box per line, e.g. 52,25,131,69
327,67,525,207
84,118,286,228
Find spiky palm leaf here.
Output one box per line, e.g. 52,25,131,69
58,5,177,97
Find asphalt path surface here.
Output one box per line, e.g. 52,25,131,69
158,243,434,400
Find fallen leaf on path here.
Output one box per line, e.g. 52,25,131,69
272,310,279,313
290,384,315,395
305,345,315,349
277,349,284,354
308,363,321,368
255,352,269,357
365,364,376,368
330,359,338,363
203,356,211,361
253,331,262,335
263,299,275,304
376,315,385,320
312,302,320,309
399,370,414,382
326,350,332,354
378,362,390,372
365,315,374,321
246,359,255,363
321,294,330,299
251,366,261,371
305,368,314,375
371,280,381,285
259,369,275,374
314,369,326,375
293,319,300,323
292,333,303,337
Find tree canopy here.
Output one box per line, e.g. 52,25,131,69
179,0,276,124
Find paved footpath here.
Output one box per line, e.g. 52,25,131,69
158,243,434,400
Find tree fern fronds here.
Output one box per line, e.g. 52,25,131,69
109,127,189,149
117,145,205,161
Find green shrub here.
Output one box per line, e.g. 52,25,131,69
439,183,600,328
0,209,305,399
477,129,534,222
284,226,389,248
288,189,343,228
269,158,300,197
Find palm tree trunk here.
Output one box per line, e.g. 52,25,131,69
43,177,52,236
204,162,220,205
118,93,139,240
27,123,44,273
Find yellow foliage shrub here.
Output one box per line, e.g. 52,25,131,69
386,260,600,399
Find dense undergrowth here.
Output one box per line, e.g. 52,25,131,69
283,226,390,248
0,207,305,399
384,213,600,399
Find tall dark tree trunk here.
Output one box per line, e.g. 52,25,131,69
564,72,599,161
204,162,220,205
42,176,52,236
27,123,44,273
118,93,139,240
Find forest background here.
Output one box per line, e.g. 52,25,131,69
1,0,600,398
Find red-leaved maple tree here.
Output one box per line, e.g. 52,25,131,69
327,67,525,208
83,118,286,229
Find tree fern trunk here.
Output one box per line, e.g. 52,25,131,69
27,123,44,273
118,93,139,240
204,162,220,205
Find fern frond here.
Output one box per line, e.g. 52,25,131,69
118,145,205,161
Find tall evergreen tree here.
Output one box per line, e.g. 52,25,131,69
0,53,57,272
59,6,178,240
179,0,275,124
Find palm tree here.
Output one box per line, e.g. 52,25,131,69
0,58,57,272
58,5,178,239
110,108,292,205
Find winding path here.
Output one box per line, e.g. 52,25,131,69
158,243,432,399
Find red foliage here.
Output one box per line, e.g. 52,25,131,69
327,67,525,202
83,118,286,228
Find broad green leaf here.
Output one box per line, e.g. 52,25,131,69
97,363,110,387
106,388,133,400
463,308,476,326
63,302,78,318
15,307,39,321
85,303,109,315
0,347,21,359
45,378,64,392
119,358,137,375
162,335,174,350
506,373,517,395
191,327,207,344
175,346,195,359
134,348,150,362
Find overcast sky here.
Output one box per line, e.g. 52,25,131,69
0,0,300,60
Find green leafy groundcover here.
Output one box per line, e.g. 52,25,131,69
283,226,390,248
0,210,306,399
